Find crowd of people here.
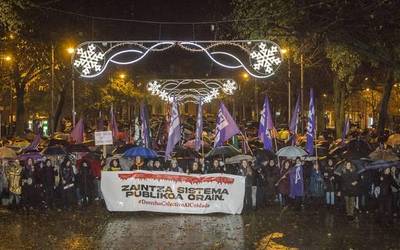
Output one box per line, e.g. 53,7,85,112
0,149,399,223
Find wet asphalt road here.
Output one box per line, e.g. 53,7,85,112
1,204,400,250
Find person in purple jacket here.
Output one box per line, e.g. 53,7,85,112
289,157,304,210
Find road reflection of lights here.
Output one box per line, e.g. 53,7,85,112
100,215,244,249
256,232,298,250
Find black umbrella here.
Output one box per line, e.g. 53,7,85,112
205,145,241,159
48,139,69,147
254,148,275,162
112,144,136,154
334,159,368,175
173,146,201,159
67,144,90,153
42,145,67,155
358,160,400,174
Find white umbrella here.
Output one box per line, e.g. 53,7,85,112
276,146,307,159
225,155,255,165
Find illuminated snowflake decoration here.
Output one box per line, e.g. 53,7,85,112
73,44,104,76
147,81,161,95
250,42,282,75
222,80,237,95
147,79,237,104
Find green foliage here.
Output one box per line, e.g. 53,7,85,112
325,45,360,83
0,0,29,32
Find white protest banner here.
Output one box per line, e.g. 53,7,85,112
101,170,245,214
95,131,113,146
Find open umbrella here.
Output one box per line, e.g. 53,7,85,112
276,146,307,159
18,150,42,162
254,148,275,161
67,144,90,153
205,145,241,159
42,145,67,156
123,147,158,159
369,149,399,161
225,155,254,165
0,147,17,159
48,139,69,147
358,160,400,174
173,146,201,159
387,134,400,147
334,159,368,175
112,144,136,155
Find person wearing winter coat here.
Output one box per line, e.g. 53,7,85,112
276,160,291,207
167,159,183,173
6,160,22,207
323,158,336,208
132,156,145,170
265,159,279,203
21,158,38,209
109,159,122,171
41,159,55,209
244,163,255,211
309,162,325,203
0,160,8,201
341,161,359,219
390,167,400,216
378,168,397,217
255,167,266,208
187,161,203,174
79,160,94,206
60,159,75,208
152,160,164,171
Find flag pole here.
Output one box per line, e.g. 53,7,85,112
239,131,254,156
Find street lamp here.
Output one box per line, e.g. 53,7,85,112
67,47,76,126
281,48,291,124
119,73,126,79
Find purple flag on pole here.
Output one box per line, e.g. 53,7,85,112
341,116,350,145
165,101,181,159
110,107,119,138
289,95,301,145
140,102,151,148
306,89,315,155
259,96,274,151
25,134,41,151
214,102,240,148
194,102,203,152
70,118,84,144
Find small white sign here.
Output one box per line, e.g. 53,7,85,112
95,131,113,146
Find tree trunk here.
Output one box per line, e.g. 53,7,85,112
377,70,394,137
333,77,346,138
15,85,25,136
53,86,66,132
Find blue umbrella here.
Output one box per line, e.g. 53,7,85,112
123,147,158,159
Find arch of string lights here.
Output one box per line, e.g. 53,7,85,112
72,40,283,79
147,79,237,104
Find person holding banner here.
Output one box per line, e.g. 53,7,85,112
132,156,145,171
152,160,163,171
167,159,183,173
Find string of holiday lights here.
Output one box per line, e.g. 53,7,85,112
72,40,282,79
147,79,237,104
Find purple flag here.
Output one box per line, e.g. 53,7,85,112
289,95,301,145
341,116,350,145
70,118,84,144
165,101,181,159
25,134,41,151
306,89,315,155
259,96,274,151
194,102,203,152
110,106,119,138
140,102,151,148
214,102,240,148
